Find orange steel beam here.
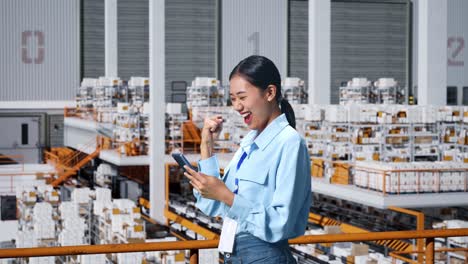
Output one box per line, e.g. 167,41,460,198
288,228,468,245
170,231,189,241
43,151,59,164
139,197,150,209
389,252,418,264
1,228,467,259
309,212,412,252
393,247,468,255
389,206,425,263
164,209,219,240
0,240,218,259
0,172,54,176
425,237,435,263
141,214,158,225
51,148,100,187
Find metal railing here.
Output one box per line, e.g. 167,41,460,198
1,228,467,264
355,165,468,195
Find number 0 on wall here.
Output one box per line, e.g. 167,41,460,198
21,31,45,64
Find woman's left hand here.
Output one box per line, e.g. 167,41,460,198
184,166,234,206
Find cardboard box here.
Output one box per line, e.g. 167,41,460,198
331,163,350,184
312,158,325,178
351,243,369,256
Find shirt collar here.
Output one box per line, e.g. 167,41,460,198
239,113,289,151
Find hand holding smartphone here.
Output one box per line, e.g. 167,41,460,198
171,153,198,172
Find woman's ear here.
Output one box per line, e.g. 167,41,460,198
265,85,277,102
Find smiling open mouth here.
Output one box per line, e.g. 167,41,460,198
241,112,253,124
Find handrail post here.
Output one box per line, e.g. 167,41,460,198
416,212,425,263
189,249,198,264
389,206,425,263
425,237,434,264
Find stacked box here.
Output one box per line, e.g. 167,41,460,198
16,230,37,248
348,104,379,123
80,254,107,264
355,161,468,194
116,252,145,264
438,106,462,122
29,257,55,264
331,163,350,185
312,158,325,178
59,202,79,219
283,77,307,104
16,186,37,204
33,219,55,239
186,77,225,107
95,187,112,202
325,105,348,123
71,187,91,204
306,105,325,121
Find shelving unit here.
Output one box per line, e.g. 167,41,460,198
303,121,326,157
76,78,96,120
186,77,225,108
112,103,143,156
128,77,149,111
165,113,186,154
139,107,150,156
440,123,462,161
282,77,307,104
381,123,411,162
412,123,440,161
339,78,376,105
350,124,382,162
374,78,405,104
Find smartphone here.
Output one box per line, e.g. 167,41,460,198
171,153,198,172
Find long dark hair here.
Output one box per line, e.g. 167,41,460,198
229,55,296,129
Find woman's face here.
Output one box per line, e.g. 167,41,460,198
229,75,277,133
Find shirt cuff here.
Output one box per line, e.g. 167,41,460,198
198,155,221,177
226,194,253,222
193,188,201,198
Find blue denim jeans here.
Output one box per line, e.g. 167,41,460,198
223,233,297,264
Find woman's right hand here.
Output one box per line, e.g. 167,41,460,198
200,116,223,159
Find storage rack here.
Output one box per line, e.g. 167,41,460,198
303,120,326,158
186,77,225,108
165,112,185,154
339,78,376,105
411,123,440,161
76,78,97,120
128,77,149,111
139,109,150,155
350,123,382,162
374,78,405,104
282,77,308,104
440,122,462,161
381,123,411,163
113,103,142,156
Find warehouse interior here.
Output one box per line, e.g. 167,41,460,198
0,0,468,263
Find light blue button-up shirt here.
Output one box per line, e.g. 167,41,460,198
194,114,312,243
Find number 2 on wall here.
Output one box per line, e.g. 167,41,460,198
448,36,465,67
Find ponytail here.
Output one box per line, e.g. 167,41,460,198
279,97,296,129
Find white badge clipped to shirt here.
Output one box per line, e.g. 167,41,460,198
218,216,238,253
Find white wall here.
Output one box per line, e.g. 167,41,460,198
221,0,288,86
413,0,468,104
447,0,468,93
0,0,79,102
